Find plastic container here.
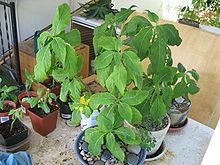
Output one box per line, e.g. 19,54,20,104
0,128,31,152
0,101,16,123
74,128,147,165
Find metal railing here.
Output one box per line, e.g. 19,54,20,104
0,1,22,88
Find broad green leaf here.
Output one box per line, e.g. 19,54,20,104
132,27,153,60
22,97,38,108
188,69,199,81
58,29,81,47
34,44,51,82
147,10,159,22
89,92,116,109
52,3,71,35
106,72,116,94
131,107,142,125
69,79,82,101
52,37,66,65
156,24,182,46
71,110,81,126
39,101,50,114
37,31,51,49
94,51,114,70
96,65,112,87
106,133,125,162
76,54,84,73
113,63,127,95
114,111,124,128
177,63,186,73
188,83,200,94
157,67,177,83
114,127,137,144
150,96,167,122
60,79,69,102
118,102,132,122
83,106,92,118
123,51,143,88
98,37,122,51
52,68,68,82
173,79,187,98
162,86,173,109
85,127,106,156
97,107,115,132
121,90,149,105
149,39,167,74
115,8,135,23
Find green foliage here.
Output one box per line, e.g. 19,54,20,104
0,80,18,111
80,0,118,20
23,88,57,114
9,107,24,131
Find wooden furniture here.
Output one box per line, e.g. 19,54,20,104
18,39,90,82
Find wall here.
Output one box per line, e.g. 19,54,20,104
16,0,71,41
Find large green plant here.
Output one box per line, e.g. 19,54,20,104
34,3,85,103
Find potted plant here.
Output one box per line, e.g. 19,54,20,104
168,63,200,131
74,7,151,164
0,107,28,147
18,70,38,114
0,78,18,123
32,3,86,121
23,88,58,136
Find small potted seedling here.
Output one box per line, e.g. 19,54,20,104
0,78,18,123
168,63,200,131
23,88,58,136
0,107,28,147
18,70,38,113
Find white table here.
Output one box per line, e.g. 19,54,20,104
22,117,213,165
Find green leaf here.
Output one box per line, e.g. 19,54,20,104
157,67,177,83
173,79,188,98
114,127,137,144
156,24,182,46
113,63,127,95
118,102,132,122
98,37,122,51
23,97,38,108
34,44,51,82
52,68,68,82
39,101,50,114
85,127,106,156
69,79,82,101
94,51,114,70
121,90,149,105
60,79,69,102
52,37,66,65
177,63,186,73
123,51,143,88
131,107,142,125
106,133,125,162
52,3,71,35
188,69,199,81
97,107,115,132
188,83,200,94
96,65,112,87
71,110,81,126
58,29,81,47
147,10,159,22
149,39,167,74
89,92,116,110
132,27,153,60
106,72,116,94
150,96,167,122
37,31,51,49
115,8,135,23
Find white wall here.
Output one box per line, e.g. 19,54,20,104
16,0,71,41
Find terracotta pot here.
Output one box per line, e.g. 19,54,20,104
27,106,59,136
0,101,16,123
18,91,37,115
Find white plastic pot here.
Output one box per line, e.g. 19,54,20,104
80,110,99,131
148,114,170,156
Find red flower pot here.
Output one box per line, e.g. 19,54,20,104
0,100,16,123
27,106,59,136
18,91,37,115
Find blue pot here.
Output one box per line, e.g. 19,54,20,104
74,128,147,165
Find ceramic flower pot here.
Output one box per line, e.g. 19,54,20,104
27,106,59,136
168,97,191,128
18,91,37,115
0,100,16,123
148,114,170,157
74,127,147,165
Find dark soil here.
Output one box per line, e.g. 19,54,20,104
141,116,169,132
41,80,60,89
29,104,58,118
0,120,26,139
1,104,14,113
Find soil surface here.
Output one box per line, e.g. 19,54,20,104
0,120,26,139
1,104,14,113
29,104,57,118
41,79,60,89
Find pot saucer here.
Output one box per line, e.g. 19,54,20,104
145,141,167,162
168,118,188,132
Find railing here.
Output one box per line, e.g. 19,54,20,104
0,1,22,87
